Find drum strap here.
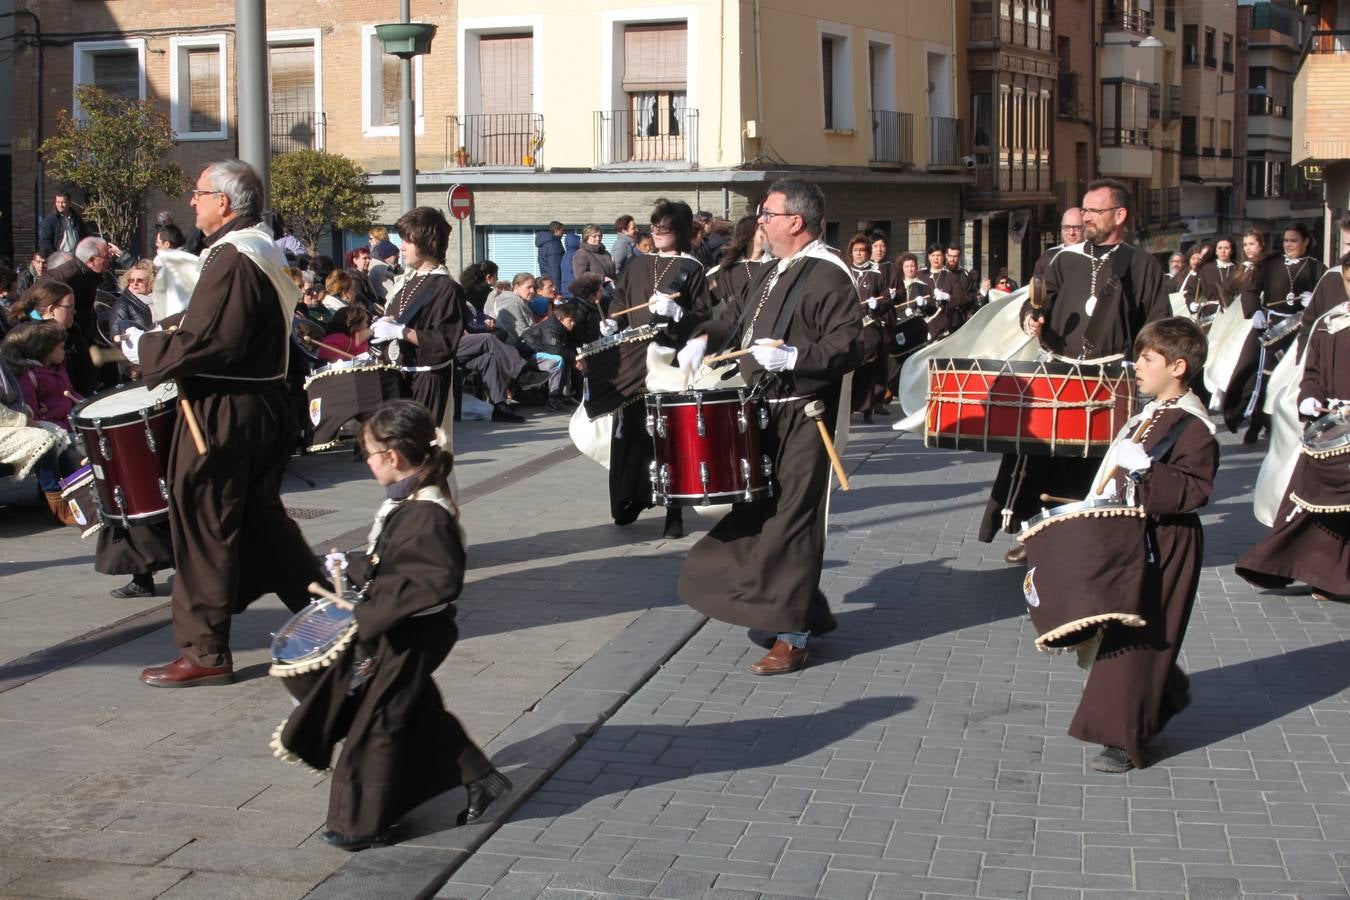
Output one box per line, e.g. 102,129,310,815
1081,244,1136,358
710,259,821,358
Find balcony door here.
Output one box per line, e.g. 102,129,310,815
623,22,688,162
477,34,534,166
270,42,318,154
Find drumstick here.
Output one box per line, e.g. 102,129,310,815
611,292,683,318
179,396,208,456
804,400,850,491
1039,493,1076,504
63,390,81,403
1092,416,1152,497
308,580,355,610
702,339,783,366
303,335,359,360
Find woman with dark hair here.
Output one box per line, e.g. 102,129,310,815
845,233,894,423
369,207,467,425
8,280,98,395
570,224,616,306
593,197,712,537
1221,225,1327,441
707,214,766,308
869,231,902,300
1171,242,1211,312
275,399,511,851
915,243,964,340
1199,236,1240,310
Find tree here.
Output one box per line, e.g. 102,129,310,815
269,150,378,253
40,85,186,250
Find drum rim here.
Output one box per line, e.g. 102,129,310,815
646,387,755,405
269,597,358,675
70,381,179,427
929,356,1133,376
1303,410,1350,454
1018,499,1145,537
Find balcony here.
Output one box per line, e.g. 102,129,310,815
270,111,325,156
928,116,963,168
445,114,544,171
1249,93,1290,119
1102,1,1153,36
1292,31,1350,166
1100,127,1152,178
870,110,914,167
595,107,699,168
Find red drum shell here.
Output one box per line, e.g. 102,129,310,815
925,357,1137,457
647,389,771,506
70,382,179,528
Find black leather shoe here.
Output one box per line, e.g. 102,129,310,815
1090,746,1135,773
545,395,568,412
462,770,512,824
1003,545,1028,564
491,403,525,423
321,829,392,852
110,578,154,599
663,507,684,539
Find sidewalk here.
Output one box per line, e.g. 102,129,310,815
439,428,1350,900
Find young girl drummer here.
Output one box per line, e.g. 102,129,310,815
273,400,510,850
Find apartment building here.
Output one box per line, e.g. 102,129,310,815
1292,0,1350,263
8,1,966,275
963,0,1058,283
1236,0,1321,245
1052,0,1098,233
444,1,967,273
1177,0,1239,245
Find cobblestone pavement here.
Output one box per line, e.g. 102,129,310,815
440,425,1350,900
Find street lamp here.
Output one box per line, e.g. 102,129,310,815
375,11,437,214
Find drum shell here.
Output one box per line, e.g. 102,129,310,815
69,382,179,528
925,357,1137,457
646,389,772,506
1019,503,1149,650
303,364,405,451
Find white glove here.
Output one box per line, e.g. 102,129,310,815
648,293,684,322
677,337,707,375
1250,310,1268,330
1300,291,1314,307
1299,396,1326,418
371,319,406,342
750,339,797,372
600,318,619,337
324,551,349,577
1188,302,1200,313
866,298,878,310
120,326,144,366
1114,440,1153,473
933,288,951,303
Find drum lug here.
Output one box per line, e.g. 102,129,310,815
113,484,126,517
97,423,110,461
645,412,655,437
757,403,769,431
648,459,659,504
696,393,706,438
142,412,157,454
699,461,710,505
158,477,169,501
659,463,671,502
741,458,753,501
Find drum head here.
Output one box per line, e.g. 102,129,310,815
293,318,325,346
72,381,179,423
1305,410,1350,455
270,598,357,675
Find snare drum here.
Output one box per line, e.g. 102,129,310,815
646,388,773,506
69,382,180,528
1260,313,1302,348
577,323,665,361
925,356,1137,457
1017,499,1150,652
303,363,404,451
1291,410,1350,513
59,464,103,539
580,325,668,421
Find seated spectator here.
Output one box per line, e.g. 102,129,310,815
2,320,79,432
322,270,357,315
0,353,76,524
7,280,97,396
344,246,379,310
532,276,558,319
16,251,45,294
520,301,581,411
635,231,655,255
567,273,604,346
368,240,401,302
319,305,371,363
300,276,333,326
112,260,156,332
486,273,537,340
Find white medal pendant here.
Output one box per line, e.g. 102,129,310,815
1286,291,1296,302
1085,294,1098,316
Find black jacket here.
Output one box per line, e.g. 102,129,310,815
38,210,90,257
520,315,576,359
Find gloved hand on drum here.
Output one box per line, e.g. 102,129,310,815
1250,310,1268,330
1022,310,1044,338
120,326,145,365
933,288,951,304
750,339,797,372
677,336,707,377
599,318,619,337
371,319,406,343
648,293,683,322
1299,396,1326,418
1299,291,1314,307
1114,439,1153,474
324,550,349,575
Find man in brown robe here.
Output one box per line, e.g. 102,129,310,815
130,159,323,687
677,178,863,675
981,182,1171,562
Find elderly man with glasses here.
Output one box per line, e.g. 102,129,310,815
123,159,324,688
1031,207,1085,279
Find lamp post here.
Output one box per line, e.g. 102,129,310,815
375,8,437,214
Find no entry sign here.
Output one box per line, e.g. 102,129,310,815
447,184,473,220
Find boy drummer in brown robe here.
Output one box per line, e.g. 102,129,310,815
1073,318,1219,772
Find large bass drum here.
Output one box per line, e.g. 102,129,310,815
69,381,180,528
925,356,1137,457
1017,499,1150,652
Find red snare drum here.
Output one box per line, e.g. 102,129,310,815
646,388,774,506
925,356,1137,457
69,381,180,528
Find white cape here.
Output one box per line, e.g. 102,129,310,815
1202,301,1248,402
893,286,1039,432
1089,392,1215,498
153,224,300,330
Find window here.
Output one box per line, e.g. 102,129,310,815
361,25,424,136
1164,0,1176,30
269,31,324,153
625,22,689,137
170,36,227,140
1149,82,1160,121
819,23,853,131
1219,118,1231,157
1181,115,1197,155
1247,159,1287,198
73,39,146,113
1204,27,1216,68
1202,116,1215,155
1101,81,1149,146
972,92,992,147
1222,33,1233,72
1183,25,1198,66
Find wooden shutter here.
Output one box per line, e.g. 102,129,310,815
91,50,140,100
270,45,314,113
622,22,686,92
187,47,220,132
380,55,401,126
478,34,533,115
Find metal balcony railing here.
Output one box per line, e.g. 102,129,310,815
870,110,914,166
928,116,962,167
1249,94,1290,118
595,107,699,167
270,111,325,155
1101,127,1150,148
446,113,544,170
1102,1,1153,34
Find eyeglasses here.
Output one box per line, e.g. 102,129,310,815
1079,206,1121,217
1061,224,1083,231
189,189,224,199
756,206,796,222
651,225,673,235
